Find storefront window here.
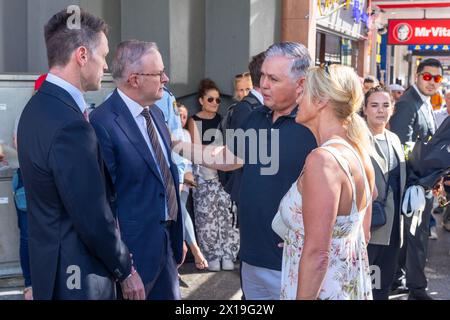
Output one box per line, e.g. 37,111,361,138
324,33,341,64
316,31,342,66
341,39,352,67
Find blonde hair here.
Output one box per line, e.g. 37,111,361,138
306,64,371,153
233,72,253,101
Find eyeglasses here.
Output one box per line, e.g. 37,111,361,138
206,96,221,104
132,69,166,81
419,72,443,83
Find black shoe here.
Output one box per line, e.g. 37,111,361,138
408,290,434,300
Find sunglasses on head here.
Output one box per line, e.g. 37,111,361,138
319,62,330,75
419,72,443,83
235,72,250,79
206,97,221,104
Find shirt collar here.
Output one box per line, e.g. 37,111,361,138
287,106,299,118
250,89,264,105
257,105,298,118
117,88,147,118
413,84,431,105
46,73,87,113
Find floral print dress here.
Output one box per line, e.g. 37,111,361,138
278,139,373,300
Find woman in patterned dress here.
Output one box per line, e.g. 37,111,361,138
277,64,376,300
187,79,240,272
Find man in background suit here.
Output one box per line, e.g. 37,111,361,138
389,58,443,300
90,40,184,300
390,58,442,144
17,9,145,300
220,51,265,201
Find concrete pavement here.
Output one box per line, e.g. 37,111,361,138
1,216,449,300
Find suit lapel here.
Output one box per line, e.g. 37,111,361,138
39,81,83,115
412,87,434,135
387,131,406,197
149,106,179,184
418,104,435,135
149,106,172,155
372,137,389,182
111,91,164,186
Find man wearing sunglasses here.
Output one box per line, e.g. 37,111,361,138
389,58,443,300
390,58,443,144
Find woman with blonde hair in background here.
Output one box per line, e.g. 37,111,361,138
277,64,376,300
233,72,253,102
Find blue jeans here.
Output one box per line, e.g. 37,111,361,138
430,214,436,228
180,190,197,246
16,207,31,287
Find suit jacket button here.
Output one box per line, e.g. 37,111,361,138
159,193,165,198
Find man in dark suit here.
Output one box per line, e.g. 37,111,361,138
390,59,442,144
220,51,265,201
389,58,443,300
17,9,145,300
90,40,184,300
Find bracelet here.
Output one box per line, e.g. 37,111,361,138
124,252,137,280
124,267,136,281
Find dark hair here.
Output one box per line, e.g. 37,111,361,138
364,85,390,107
198,78,220,99
248,52,265,88
363,75,377,84
176,101,187,110
417,58,443,75
44,8,109,68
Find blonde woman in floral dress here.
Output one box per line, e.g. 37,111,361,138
277,64,376,300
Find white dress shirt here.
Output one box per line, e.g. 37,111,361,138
117,89,171,219
413,85,436,134
434,107,449,129
46,73,87,114
250,89,264,105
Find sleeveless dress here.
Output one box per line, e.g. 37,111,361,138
278,139,373,300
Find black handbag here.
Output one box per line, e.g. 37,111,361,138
371,176,390,230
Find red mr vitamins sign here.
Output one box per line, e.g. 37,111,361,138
388,19,450,45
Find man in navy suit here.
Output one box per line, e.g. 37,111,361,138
390,58,443,300
90,40,184,300
17,9,145,300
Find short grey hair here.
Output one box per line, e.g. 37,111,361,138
265,42,311,80
111,40,159,84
